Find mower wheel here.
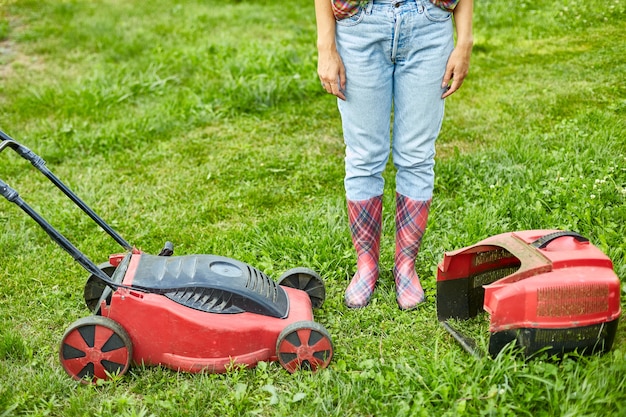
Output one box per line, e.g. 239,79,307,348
84,262,116,311
277,267,326,309
276,321,333,373
59,316,132,384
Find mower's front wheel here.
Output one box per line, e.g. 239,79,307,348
59,316,133,384
278,267,326,309
84,262,116,311
276,321,333,373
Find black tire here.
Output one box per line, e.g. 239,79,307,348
59,315,132,384
277,267,326,309
276,321,333,373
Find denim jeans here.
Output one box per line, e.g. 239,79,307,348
336,0,454,201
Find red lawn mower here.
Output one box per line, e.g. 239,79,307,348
437,230,621,358
0,130,333,383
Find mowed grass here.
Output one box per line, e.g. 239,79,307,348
1,0,625,416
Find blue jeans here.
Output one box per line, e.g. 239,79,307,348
336,0,453,201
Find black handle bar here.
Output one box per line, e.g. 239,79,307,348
0,129,133,251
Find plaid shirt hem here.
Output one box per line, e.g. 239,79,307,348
331,0,460,20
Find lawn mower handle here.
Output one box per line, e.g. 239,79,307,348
0,129,133,251
0,177,117,287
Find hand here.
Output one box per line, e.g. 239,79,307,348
318,48,347,101
441,43,472,99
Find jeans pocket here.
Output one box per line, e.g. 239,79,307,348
422,0,452,22
336,7,365,27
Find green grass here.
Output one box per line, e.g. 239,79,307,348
1,0,625,415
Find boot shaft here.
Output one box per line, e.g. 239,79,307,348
395,193,431,257
395,193,431,241
347,196,383,257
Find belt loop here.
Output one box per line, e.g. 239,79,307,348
365,1,374,14
415,0,424,13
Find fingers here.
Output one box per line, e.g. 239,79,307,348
441,72,468,99
441,76,465,98
441,48,471,98
441,67,453,91
441,78,458,99
317,48,347,100
321,80,346,101
440,66,468,98
440,63,457,98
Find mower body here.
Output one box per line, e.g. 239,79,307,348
60,252,333,382
98,253,318,373
437,230,621,357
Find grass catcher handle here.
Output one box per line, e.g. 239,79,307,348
530,231,589,249
0,129,133,251
440,321,482,359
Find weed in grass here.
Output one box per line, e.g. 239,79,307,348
0,327,32,361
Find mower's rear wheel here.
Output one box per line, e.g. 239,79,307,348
276,321,333,373
84,262,116,311
277,267,326,309
59,316,132,384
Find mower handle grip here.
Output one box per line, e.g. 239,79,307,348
0,131,46,169
530,231,589,249
1,128,134,251
0,178,19,203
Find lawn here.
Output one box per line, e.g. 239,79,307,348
1,0,625,416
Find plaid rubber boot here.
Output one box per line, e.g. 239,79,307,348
394,193,431,310
344,196,383,308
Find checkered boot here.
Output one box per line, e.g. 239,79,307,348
394,193,431,310
344,196,383,308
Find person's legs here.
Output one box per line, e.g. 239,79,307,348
335,2,395,307
390,0,453,309
335,1,453,308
